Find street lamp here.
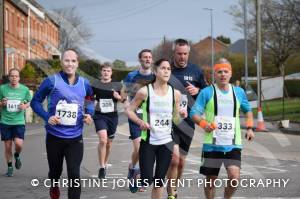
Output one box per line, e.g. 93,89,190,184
203,8,214,83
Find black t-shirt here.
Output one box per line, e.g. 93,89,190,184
92,81,122,116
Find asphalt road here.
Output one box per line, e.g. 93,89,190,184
0,114,300,199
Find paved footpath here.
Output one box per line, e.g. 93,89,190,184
0,114,300,198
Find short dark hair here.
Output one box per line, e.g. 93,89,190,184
138,49,152,59
8,68,20,76
62,48,79,61
153,58,170,71
172,38,190,51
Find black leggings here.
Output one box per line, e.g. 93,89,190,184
139,140,174,187
46,133,83,199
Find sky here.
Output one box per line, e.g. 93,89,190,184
38,0,242,66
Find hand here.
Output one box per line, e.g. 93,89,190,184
179,108,188,119
48,116,61,125
83,114,93,125
112,89,122,100
138,120,150,130
185,82,199,96
245,129,255,141
203,122,217,133
18,103,28,110
1,98,8,106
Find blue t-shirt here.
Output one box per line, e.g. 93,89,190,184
31,71,94,138
123,70,155,100
190,85,252,152
190,85,251,118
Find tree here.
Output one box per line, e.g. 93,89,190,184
79,59,101,79
49,7,93,53
216,35,231,44
113,59,126,69
228,0,299,73
152,38,173,61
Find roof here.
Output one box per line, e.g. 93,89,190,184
228,39,255,54
10,0,29,15
194,36,228,48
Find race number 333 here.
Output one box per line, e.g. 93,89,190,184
214,116,236,145
55,103,78,125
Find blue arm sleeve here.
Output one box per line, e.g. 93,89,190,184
235,87,252,113
84,79,95,116
30,78,54,122
190,86,213,118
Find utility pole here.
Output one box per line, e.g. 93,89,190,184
163,35,166,57
203,8,214,83
244,0,248,86
0,0,4,81
256,0,262,108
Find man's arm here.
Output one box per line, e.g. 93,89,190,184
190,87,216,132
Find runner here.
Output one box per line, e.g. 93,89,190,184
126,58,187,198
167,38,207,198
92,62,122,179
0,68,31,177
190,58,255,199
121,49,155,187
30,49,94,199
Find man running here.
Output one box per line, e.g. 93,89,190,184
190,58,255,199
31,49,94,199
0,68,31,177
122,49,155,185
167,38,207,198
92,62,122,179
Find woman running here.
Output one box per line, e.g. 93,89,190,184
126,58,187,199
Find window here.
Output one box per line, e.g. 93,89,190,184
21,20,25,40
5,9,8,31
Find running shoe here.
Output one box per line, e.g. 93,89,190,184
6,166,13,177
49,186,60,199
127,164,136,180
129,168,140,193
98,167,106,179
14,153,22,170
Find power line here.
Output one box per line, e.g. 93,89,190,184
86,0,168,25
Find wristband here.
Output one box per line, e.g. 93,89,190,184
246,118,254,129
198,120,208,129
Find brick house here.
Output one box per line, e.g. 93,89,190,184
192,36,229,83
193,36,228,65
3,0,60,76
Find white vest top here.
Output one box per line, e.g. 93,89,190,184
148,84,173,145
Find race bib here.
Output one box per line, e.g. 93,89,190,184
55,103,78,125
180,94,188,111
151,113,172,133
213,116,235,145
99,99,114,113
7,100,21,112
